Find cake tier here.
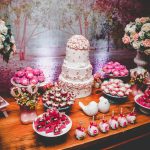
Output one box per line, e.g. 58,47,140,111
61,63,93,82
59,75,94,98
65,47,90,67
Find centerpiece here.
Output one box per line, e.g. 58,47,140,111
11,85,39,124
122,17,150,68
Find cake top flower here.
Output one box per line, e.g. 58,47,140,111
67,35,90,50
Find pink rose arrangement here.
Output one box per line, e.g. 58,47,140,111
0,19,16,62
12,67,45,86
122,17,150,54
102,61,129,77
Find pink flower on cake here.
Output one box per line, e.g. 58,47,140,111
122,35,130,44
142,39,150,48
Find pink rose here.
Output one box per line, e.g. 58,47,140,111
140,17,149,23
133,33,139,41
122,35,130,44
142,39,150,47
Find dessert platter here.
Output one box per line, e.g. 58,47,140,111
59,35,94,98
102,61,129,79
101,79,131,103
11,67,46,87
42,83,75,113
134,88,150,115
33,108,72,137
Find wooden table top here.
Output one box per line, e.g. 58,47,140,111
0,90,150,150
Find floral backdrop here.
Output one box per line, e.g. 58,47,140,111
0,0,149,94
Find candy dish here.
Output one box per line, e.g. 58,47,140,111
33,109,72,137
103,92,127,104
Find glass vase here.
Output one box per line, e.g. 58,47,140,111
20,106,37,124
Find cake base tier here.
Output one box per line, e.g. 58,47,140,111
59,75,93,98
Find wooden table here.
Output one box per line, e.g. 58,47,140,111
0,91,150,150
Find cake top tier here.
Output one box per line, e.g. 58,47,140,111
67,35,90,50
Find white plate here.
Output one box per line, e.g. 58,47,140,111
32,113,72,137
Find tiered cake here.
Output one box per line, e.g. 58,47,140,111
59,35,94,98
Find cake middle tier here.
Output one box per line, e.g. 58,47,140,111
60,63,93,82
65,47,90,67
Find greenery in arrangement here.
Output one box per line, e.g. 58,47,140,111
10,85,39,110
0,19,16,62
122,17,150,54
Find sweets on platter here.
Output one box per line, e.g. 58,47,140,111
101,79,131,97
42,83,75,110
12,67,45,86
136,88,150,109
34,108,71,135
102,61,129,77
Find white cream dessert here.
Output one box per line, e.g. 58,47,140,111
59,35,94,98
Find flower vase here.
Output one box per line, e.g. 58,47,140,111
134,50,148,68
20,106,37,124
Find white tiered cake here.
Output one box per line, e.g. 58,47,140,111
59,35,94,98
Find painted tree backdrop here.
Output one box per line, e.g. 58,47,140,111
0,0,149,94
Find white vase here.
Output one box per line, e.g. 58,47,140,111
134,50,148,68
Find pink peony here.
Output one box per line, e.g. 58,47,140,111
122,35,130,44
142,39,150,48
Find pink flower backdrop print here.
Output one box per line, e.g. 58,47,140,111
0,0,150,94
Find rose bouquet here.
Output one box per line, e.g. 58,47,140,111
0,19,16,62
122,17,150,55
11,85,39,110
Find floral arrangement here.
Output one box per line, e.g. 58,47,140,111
42,82,75,110
122,17,150,54
130,67,149,86
10,85,39,110
0,19,16,62
93,72,103,88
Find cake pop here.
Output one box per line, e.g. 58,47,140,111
126,108,136,124
109,111,119,130
75,121,86,140
118,108,128,127
99,115,109,133
88,116,99,136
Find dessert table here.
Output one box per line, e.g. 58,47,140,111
0,91,150,150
